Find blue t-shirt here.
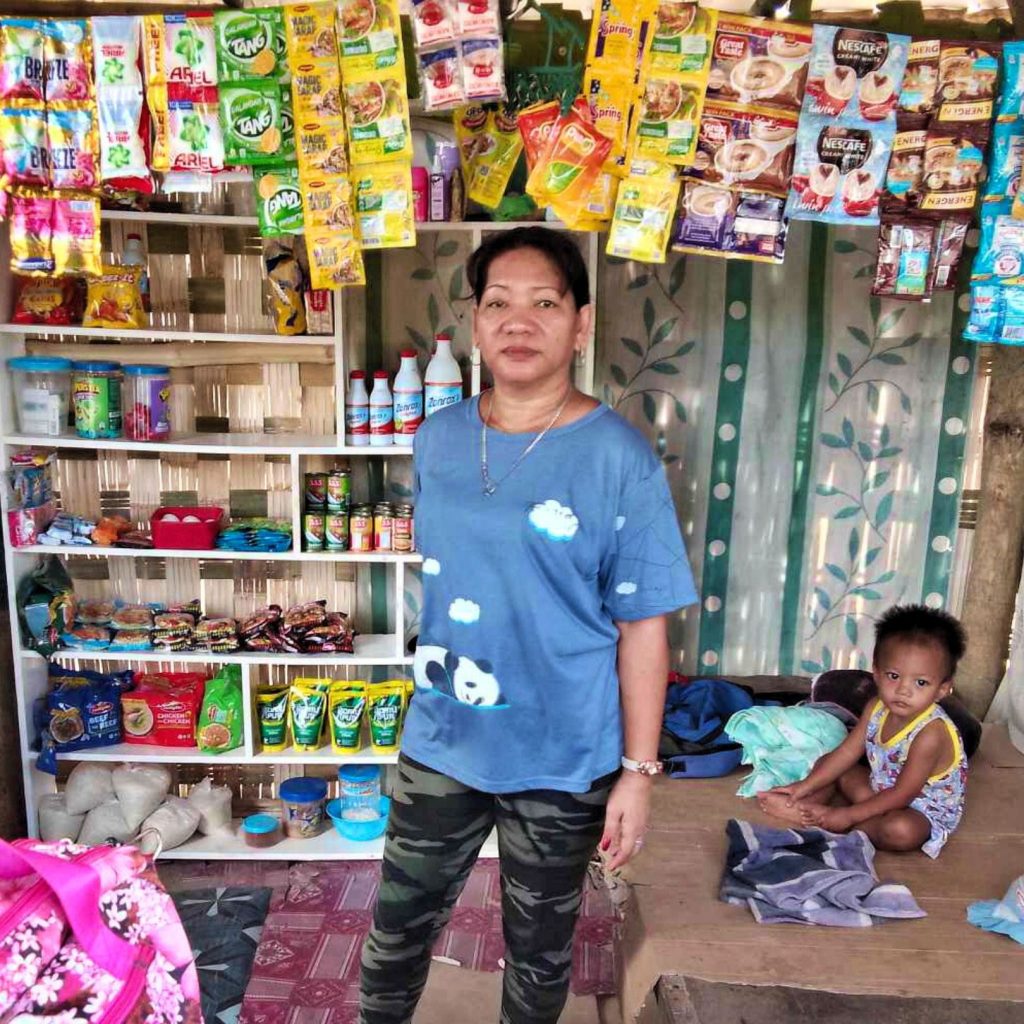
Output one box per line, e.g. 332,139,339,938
403,396,698,793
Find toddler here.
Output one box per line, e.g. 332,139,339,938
759,604,968,857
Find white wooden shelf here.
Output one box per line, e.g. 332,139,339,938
158,824,498,861
31,632,412,667
58,743,399,766
2,433,412,456
12,545,421,564
0,323,311,344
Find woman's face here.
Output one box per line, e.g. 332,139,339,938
473,246,591,390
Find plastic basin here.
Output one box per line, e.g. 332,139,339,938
326,796,390,842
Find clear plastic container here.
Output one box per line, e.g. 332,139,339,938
7,356,72,436
279,776,328,838
338,764,382,822
123,364,170,441
243,813,282,848
72,361,122,439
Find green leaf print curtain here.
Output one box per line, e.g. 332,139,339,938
595,220,975,677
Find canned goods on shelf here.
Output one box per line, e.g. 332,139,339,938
326,512,349,550
304,472,327,510
374,502,394,552
327,470,351,512
350,504,374,552
393,504,414,552
303,512,326,551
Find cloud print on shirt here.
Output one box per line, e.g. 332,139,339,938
449,598,480,624
528,499,579,542
422,557,441,575
616,581,637,595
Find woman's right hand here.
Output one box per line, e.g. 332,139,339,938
758,784,804,806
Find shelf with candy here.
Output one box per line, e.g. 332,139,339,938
0,323,326,344
1,433,411,455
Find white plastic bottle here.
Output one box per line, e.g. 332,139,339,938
346,370,370,446
369,370,394,446
392,349,423,445
424,334,463,417
122,233,151,313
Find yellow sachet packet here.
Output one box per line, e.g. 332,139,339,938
585,70,633,174
294,115,349,178
288,678,329,752
649,2,717,77
329,680,366,755
306,230,365,289
283,2,339,71
343,64,412,165
337,0,402,74
606,171,681,264
454,105,489,181
627,71,707,167
301,175,356,234
468,106,523,210
256,687,289,754
352,162,415,248
366,681,406,755
585,0,650,76
290,61,343,124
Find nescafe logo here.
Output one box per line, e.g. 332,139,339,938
817,126,872,174
832,29,888,77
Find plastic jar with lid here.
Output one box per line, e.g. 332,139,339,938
71,361,123,439
242,813,282,848
7,356,72,436
123,364,170,441
279,777,328,839
338,765,382,822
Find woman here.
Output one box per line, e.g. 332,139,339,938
360,227,697,1024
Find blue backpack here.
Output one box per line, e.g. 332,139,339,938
658,676,754,779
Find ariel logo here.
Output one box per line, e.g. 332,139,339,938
230,92,273,139
224,15,269,59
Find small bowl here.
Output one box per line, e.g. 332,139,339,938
326,796,389,841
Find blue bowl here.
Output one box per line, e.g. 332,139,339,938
326,796,390,842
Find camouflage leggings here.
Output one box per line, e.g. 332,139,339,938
359,755,613,1024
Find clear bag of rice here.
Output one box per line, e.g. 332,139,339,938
139,797,201,853
78,799,134,846
64,762,115,815
38,793,85,842
112,764,172,831
187,777,233,835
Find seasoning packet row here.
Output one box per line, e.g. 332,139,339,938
9,194,101,276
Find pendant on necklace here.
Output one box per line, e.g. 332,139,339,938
483,482,497,496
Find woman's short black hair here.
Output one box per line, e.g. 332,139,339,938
465,226,590,309
874,603,967,678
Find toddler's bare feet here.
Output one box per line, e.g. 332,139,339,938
757,790,809,827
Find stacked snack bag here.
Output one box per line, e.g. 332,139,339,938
966,42,1024,344
1,18,102,278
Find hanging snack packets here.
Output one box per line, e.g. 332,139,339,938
899,40,939,118
629,69,708,168
469,105,523,209
214,8,281,81
352,162,415,248
0,19,45,105
0,107,48,188
295,116,349,176
934,41,1001,125
83,264,146,329
527,104,613,210
157,91,225,174
803,26,908,124
338,0,402,73
96,88,151,191
52,197,101,277
255,165,305,237
47,108,99,190
606,171,681,263
9,195,54,275
687,101,796,195
344,67,413,165
454,103,489,179
302,175,355,233
673,180,787,263
219,80,283,165
585,71,634,172
419,46,464,111
786,117,892,225
307,231,365,288
586,0,652,79
872,219,935,299
519,99,562,172
282,3,338,62
412,0,458,49
999,41,1024,122
651,1,715,76
43,20,92,105
461,37,504,103
458,0,501,37
705,15,811,114
291,60,343,122
91,16,141,90
912,126,987,216
143,12,218,93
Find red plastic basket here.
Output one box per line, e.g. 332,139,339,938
150,506,224,550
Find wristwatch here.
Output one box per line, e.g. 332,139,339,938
621,756,664,776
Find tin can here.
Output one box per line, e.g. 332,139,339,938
373,503,394,552
303,512,325,551
393,504,414,552
326,470,351,512
326,512,349,550
304,473,327,510
350,505,374,552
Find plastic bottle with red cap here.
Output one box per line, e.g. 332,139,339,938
346,369,370,446
370,370,394,446
393,349,423,445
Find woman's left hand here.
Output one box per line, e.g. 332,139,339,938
599,771,653,871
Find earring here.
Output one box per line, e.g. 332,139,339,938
576,349,586,365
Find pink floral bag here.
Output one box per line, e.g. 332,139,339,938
0,838,201,1024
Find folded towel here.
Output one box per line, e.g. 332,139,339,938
720,819,927,927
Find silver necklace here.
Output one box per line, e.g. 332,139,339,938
480,388,572,496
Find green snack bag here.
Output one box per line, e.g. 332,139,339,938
220,80,283,166
197,666,243,754
279,92,296,163
289,680,328,752
254,164,304,237
330,681,366,754
257,687,289,752
215,9,280,81
367,682,406,754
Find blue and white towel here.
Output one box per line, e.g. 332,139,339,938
967,875,1024,944
720,819,927,927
